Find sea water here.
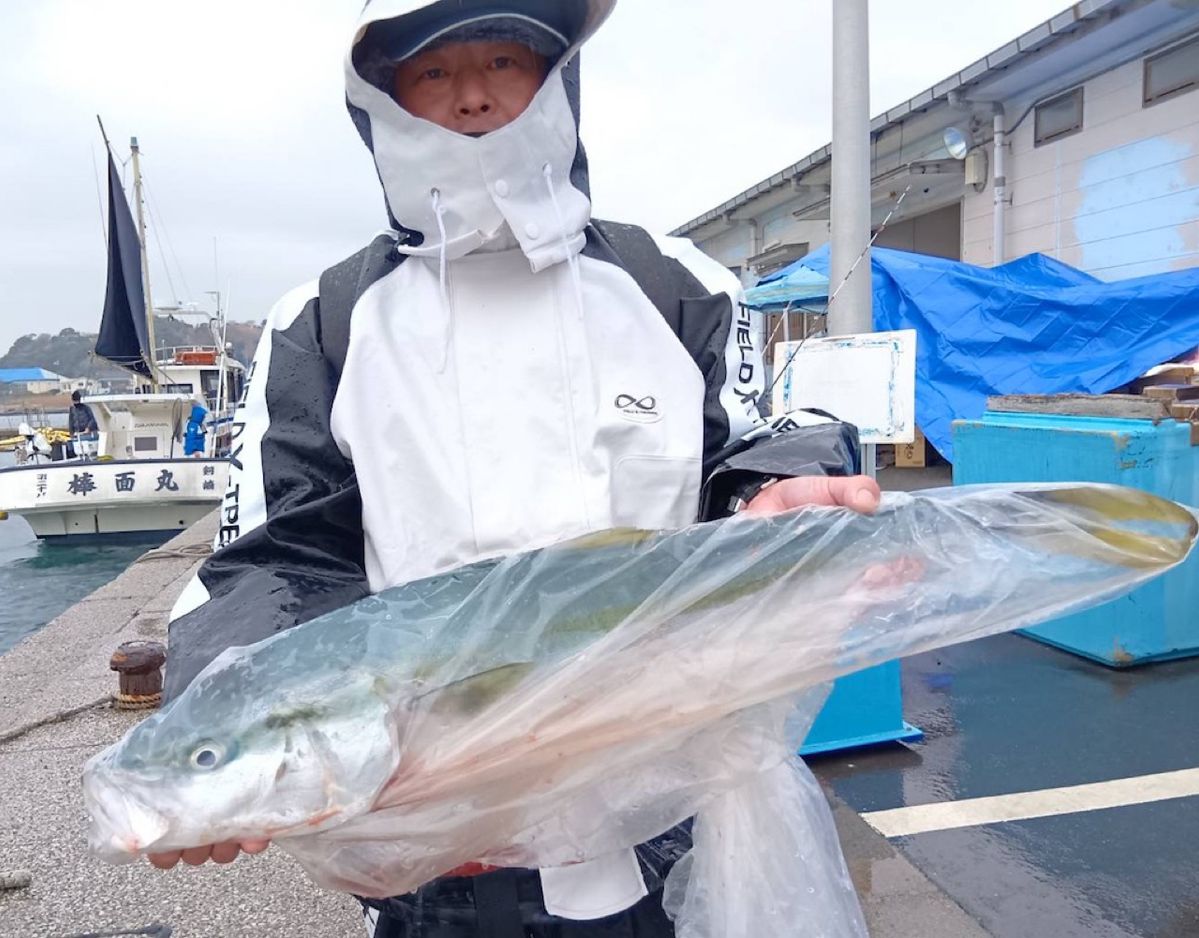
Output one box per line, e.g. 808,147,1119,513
0,452,163,655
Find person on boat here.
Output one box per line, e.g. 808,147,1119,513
183,403,207,458
68,390,99,459
151,2,881,935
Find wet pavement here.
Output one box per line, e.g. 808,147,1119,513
805,463,1199,937
811,631,1199,938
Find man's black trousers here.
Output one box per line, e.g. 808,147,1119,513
363,868,676,938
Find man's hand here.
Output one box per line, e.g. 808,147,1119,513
148,839,270,869
742,475,881,517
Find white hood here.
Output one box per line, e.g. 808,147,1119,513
345,0,615,273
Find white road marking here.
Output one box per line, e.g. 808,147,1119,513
861,766,1199,838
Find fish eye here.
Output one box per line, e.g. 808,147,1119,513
188,740,226,771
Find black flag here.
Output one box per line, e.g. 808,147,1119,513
96,150,152,376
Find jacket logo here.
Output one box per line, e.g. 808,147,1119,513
614,393,662,424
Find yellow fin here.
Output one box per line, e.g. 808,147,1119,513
422,662,536,717
1023,486,1198,569
1032,486,1198,532
559,528,659,552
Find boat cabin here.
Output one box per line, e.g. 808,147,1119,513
133,346,246,413
86,394,197,460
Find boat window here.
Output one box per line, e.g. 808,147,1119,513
201,369,222,410
163,383,194,395
133,437,159,453
227,370,244,405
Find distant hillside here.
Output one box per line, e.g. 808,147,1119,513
0,319,264,380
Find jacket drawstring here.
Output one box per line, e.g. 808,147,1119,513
431,188,453,373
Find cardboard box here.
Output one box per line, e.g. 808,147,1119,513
895,427,926,468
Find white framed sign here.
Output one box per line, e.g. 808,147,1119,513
771,330,917,444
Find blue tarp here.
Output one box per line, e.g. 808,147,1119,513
764,245,1199,461
743,264,830,310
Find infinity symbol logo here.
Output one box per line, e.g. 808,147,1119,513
615,394,657,411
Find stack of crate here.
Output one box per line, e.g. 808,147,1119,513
892,364,1199,470
1131,365,1199,445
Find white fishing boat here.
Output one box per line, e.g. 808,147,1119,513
0,125,244,539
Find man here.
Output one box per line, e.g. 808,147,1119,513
68,390,99,459
151,2,881,935
183,403,207,458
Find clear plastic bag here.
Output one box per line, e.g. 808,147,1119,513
84,483,1197,935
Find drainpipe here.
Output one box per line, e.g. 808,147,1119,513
993,103,1007,265
744,219,768,357
742,217,764,287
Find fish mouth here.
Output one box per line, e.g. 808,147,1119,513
82,757,171,860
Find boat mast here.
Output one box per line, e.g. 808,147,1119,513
129,137,161,392
207,285,229,459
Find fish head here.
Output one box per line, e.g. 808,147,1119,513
83,651,399,860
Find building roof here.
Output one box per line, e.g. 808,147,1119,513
0,367,66,383
671,0,1195,237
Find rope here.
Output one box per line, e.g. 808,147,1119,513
91,145,107,250
144,177,193,303
766,182,914,397
0,870,32,891
142,181,179,305
132,543,212,564
114,692,162,711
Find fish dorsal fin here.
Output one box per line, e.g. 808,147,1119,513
559,528,658,552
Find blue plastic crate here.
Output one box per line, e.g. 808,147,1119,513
800,661,922,755
953,411,1199,666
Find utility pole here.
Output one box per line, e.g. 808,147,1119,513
829,0,873,337
830,0,877,476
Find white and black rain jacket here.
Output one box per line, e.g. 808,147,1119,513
165,0,856,921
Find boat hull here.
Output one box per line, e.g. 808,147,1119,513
0,458,228,538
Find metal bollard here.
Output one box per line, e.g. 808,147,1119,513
109,641,167,711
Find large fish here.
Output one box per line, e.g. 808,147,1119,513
83,483,1196,900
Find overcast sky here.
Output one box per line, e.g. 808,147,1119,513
0,0,1069,352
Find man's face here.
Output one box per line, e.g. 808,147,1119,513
394,40,548,136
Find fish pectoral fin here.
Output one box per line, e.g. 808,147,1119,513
420,662,537,717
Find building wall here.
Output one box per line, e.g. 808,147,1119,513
695,224,754,273
964,53,1199,278
873,202,963,260
23,380,62,394
690,216,832,288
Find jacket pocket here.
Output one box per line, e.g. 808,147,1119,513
610,454,701,530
